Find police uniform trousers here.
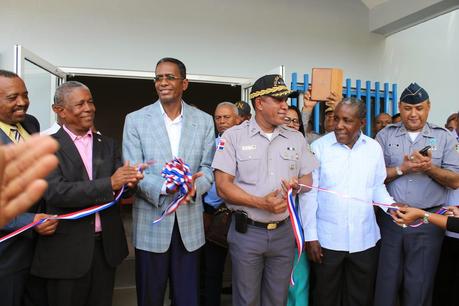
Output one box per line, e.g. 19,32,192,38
374,211,444,306
227,216,295,306
311,244,379,306
433,236,459,306
135,218,200,306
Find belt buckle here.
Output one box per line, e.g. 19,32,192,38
267,223,277,230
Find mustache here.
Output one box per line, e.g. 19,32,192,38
13,106,27,111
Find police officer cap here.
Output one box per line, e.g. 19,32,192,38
249,74,299,100
400,83,429,104
234,101,251,117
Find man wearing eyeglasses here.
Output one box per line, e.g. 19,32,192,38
123,58,215,306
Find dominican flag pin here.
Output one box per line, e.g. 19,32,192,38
217,139,225,151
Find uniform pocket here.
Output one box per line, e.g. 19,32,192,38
236,151,262,185
280,150,300,177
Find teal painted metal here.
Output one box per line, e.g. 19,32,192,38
290,73,398,136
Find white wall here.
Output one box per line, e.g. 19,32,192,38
380,9,459,125
0,0,383,81
3,0,456,127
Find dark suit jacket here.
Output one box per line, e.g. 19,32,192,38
31,128,128,279
0,114,41,277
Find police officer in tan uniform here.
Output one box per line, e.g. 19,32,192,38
374,83,459,306
212,75,318,306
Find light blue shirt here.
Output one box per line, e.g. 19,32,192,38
301,132,394,253
204,136,224,208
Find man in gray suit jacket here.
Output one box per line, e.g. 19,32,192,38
123,58,215,306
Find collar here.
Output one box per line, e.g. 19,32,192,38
0,120,22,131
159,101,184,122
249,116,287,139
0,120,27,138
63,124,92,141
452,129,458,139
395,122,433,138
330,131,367,149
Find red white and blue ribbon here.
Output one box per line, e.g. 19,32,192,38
153,158,193,224
0,185,125,243
287,188,304,286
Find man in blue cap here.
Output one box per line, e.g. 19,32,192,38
374,83,459,306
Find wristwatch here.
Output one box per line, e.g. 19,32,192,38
423,212,431,224
395,166,403,176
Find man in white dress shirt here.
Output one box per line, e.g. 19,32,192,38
301,97,395,306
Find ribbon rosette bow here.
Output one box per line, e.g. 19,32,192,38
153,158,193,224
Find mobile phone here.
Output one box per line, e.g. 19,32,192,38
419,145,431,156
234,210,248,233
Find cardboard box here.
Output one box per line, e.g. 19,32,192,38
311,68,343,101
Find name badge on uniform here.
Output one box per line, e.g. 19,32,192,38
241,145,256,151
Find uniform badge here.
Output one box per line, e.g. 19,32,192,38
428,138,437,151
217,139,225,151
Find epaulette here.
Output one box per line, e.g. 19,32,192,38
428,122,450,133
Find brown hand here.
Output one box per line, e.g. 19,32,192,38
305,240,323,263
260,190,287,214
183,172,204,203
302,90,318,112
111,161,142,190
34,213,59,236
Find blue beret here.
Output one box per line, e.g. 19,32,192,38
400,83,429,104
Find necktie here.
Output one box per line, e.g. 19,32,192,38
10,126,21,143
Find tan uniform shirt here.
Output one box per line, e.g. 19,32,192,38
212,117,319,222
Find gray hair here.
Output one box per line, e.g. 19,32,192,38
215,101,238,116
338,97,366,119
54,81,89,105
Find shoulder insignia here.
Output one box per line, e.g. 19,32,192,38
217,138,225,151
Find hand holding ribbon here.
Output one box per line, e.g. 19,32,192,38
0,163,146,244
153,158,199,224
111,160,146,190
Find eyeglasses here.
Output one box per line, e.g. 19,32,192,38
153,74,183,82
284,117,300,125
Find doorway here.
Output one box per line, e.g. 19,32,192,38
67,75,241,145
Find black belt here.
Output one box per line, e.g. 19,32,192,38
424,205,443,213
247,217,289,230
